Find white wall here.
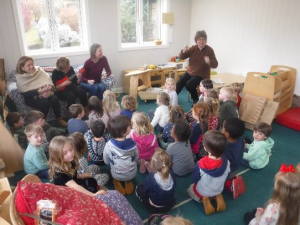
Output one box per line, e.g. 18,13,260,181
0,0,191,90
190,0,300,95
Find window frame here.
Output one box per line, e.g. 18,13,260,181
117,0,170,51
12,0,91,58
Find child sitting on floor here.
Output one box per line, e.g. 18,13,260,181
104,115,138,195
204,90,220,130
190,102,209,160
67,104,89,134
230,82,243,108
49,136,105,196
158,105,186,149
150,92,171,133
222,117,246,199
120,95,137,120
84,119,107,166
6,112,27,149
26,110,65,142
130,112,158,174
188,130,230,215
103,90,121,119
244,163,300,225
242,122,274,169
69,132,109,187
87,96,109,129
166,121,194,176
136,148,176,213
164,77,178,106
218,87,239,129
23,124,49,179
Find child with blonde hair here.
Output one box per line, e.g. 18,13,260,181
6,112,27,149
120,95,137,119
136,148,176,213
49,136,104,196
150,92,170,133
69,132,109,187
230,82,243,108
162,216,192,225
244,163,300,225
103,90,121,118
218,87,239,128
104,115,138,195
23,124,49,178
190,102,209,160
164,77,178,106
130,112,158,173
87,96,109,128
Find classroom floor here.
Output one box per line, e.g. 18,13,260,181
9,88,300,225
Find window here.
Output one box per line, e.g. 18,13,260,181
12,0,90,56
118,0,168,50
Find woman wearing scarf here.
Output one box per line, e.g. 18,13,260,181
16,56,67,127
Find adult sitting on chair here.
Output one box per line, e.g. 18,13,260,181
80,43,111,100
176,30,218,104
16,56,67,127
52,57,88,114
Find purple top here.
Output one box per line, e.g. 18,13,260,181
82,56,111,83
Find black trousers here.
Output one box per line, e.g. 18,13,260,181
55,85,88,108
176,72,203,103
25,94,61,118
244,209,257,224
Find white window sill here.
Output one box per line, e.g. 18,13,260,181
119,43,169,52
26,49,90,59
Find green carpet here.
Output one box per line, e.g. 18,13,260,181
9,88,300,224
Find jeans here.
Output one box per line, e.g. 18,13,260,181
36,168,49,179
80,82,106,100
176,72,203,103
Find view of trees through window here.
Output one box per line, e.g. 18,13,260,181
120,0,160,45
20,0,82,51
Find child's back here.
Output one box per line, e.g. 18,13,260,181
219,100,238,128
68,118,89,134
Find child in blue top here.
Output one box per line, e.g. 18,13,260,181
120,95,137,120
67,104,89,134
136,148,176,213
242,122,274,169
222,117,246,199
188,130,230,215
158,105,186,149
23,124,49,179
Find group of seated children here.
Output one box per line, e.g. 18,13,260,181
6,77,277,220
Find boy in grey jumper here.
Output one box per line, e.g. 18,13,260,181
103,115,138,195
166,121,194,176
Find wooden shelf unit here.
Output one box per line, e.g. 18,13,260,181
243,65,296,115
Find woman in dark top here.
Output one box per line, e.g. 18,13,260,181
52,57,88,113
16,56,66,126
80,43,112,100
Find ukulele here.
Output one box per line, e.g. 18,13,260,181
55,68,85,91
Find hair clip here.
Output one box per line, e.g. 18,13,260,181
279,163,295,173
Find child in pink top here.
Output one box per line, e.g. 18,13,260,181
130,112,158,173
203,89,220,130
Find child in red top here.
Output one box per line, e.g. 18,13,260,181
204,89,220,130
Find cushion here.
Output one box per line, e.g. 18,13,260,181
15,181,124,225
275,107,300,131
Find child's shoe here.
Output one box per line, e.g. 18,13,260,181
215,194,226,212
113,179,126,195
232,176,246,199
140,159,146,174
125,180,134,194
202,197,215,215
144,161,152,173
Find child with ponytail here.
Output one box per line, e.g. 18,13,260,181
204,89,220,130
244,163,300,225
136,148,176,213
